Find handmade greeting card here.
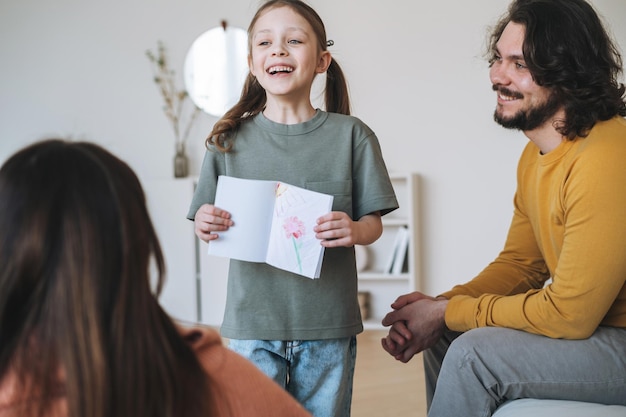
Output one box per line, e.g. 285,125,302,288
207,175,334,278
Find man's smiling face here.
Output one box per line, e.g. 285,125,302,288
489,22,562,132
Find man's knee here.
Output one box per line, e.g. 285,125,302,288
444,327,510,368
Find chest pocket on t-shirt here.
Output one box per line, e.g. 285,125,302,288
305,180,353,218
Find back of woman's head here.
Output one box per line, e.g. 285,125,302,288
207,0,351,151
489,0,626,138
0,140,209,417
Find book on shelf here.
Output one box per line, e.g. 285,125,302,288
385,226,409,275
207,175,334,279
383,226,403,273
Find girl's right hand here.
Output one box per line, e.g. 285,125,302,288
194,204,233,242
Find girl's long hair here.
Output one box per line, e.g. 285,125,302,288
207,0,351,152
0,140,212,417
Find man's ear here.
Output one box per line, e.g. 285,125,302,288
316,50,332,74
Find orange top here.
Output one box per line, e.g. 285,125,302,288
182,325,312,416
0,326,312,417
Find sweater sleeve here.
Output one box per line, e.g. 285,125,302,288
442,195,554,334
441,197,551,299
444,125,626,338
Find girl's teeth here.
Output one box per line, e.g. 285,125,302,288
268,66,293,74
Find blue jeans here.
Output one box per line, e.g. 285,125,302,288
229,337,357,417
424,327,626,417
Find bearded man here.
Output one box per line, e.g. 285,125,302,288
381,0,626,416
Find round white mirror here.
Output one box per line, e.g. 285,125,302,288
184,25,249,116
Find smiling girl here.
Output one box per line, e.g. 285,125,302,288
188,1,398,415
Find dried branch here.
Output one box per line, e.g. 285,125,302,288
146,41,200,150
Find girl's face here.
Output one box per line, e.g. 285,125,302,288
249,6,330,103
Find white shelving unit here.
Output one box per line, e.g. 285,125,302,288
356,172,420,329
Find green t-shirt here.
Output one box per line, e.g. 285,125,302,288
188,110,398,340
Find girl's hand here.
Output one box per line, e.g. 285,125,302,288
194,204,233,242
314,212,382,248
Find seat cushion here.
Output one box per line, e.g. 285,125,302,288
493,399,626,417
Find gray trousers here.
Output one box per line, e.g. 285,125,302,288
423,326,626,417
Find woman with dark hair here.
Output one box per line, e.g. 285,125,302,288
0,139,311,417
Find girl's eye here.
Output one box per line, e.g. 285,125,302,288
515,62,528,70
258,41,270,46
288,39,302,44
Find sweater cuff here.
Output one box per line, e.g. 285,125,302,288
444,295,479,332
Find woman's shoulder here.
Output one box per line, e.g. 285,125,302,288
179,324,221,344
178,324,312,416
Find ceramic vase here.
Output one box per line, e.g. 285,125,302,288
174,142,189,178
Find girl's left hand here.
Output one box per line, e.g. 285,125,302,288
314,211,382,248
314,211,357,247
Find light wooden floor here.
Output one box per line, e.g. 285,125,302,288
352,330,427,417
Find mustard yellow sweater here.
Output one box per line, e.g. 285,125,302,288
443,117,626,339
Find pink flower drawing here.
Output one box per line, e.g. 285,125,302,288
283,216,305,239
283,216,305,273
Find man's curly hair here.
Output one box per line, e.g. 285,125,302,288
488,0,626,139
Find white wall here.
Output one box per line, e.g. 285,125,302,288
1,0,625,296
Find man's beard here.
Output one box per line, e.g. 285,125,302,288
493,85,562,131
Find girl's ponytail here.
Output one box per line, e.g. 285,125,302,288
205,74,266,152
325,58,351,116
